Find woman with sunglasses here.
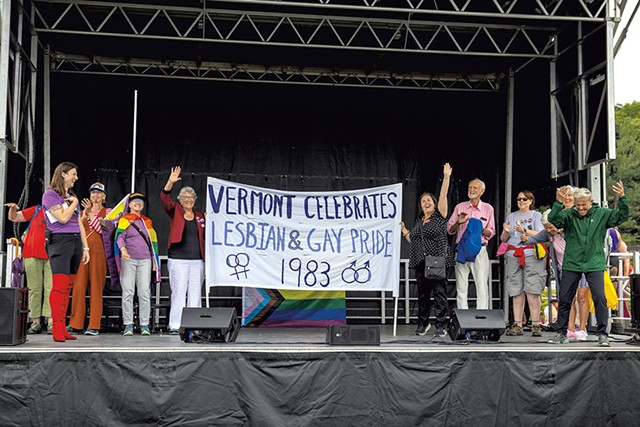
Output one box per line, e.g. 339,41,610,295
500,190,545,337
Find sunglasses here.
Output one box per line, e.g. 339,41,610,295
516,198,529,202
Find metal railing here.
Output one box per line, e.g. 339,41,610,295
609,251,638,323
5,237,635,329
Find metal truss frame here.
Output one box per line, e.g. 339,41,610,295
32,0,566,59
50,53,502,92
210,0,610,20
0,0,37,158
549,17,618,185
0,0,40,286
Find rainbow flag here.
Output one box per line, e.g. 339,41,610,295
242,288,347,327
105,194,129,220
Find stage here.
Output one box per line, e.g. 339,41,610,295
1,326,639,426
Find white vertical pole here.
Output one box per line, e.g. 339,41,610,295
393,297,398,336
44,49,51,188
131,90,138,193
605,20,617,161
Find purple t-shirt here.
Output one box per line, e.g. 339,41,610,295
116,217,153,260
42,189,81,234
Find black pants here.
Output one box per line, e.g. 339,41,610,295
47,233,83,276
557,270,608,336
415,261,449,329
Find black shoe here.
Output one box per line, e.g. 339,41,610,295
169,329,180,335
415,323,431,336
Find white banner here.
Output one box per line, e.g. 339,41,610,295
206,178,402,296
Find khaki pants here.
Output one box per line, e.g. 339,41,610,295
24,257,53,319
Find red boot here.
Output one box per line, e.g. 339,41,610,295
50,274,68,342
63,274,77,341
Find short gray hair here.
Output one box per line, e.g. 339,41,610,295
177,186,197,201
573,187,592,201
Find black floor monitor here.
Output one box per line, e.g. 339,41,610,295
179,307,240,343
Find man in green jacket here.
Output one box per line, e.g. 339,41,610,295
547,181,628,347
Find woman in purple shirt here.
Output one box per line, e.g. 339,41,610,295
42,162,90,342
115,193,159,337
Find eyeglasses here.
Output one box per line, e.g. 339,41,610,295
516,198,529,202
181,196,195,201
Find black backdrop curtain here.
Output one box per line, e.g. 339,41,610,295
44,74,511,258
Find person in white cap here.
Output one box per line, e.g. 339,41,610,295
68,182,111,336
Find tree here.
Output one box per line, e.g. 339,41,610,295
607,102,640,244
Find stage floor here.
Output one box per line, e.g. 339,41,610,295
4,325,639,353
3,325,640,425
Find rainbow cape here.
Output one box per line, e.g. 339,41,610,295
114,213,161,282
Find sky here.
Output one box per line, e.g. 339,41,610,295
614,3,640,105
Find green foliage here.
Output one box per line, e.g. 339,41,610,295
608,102,640,244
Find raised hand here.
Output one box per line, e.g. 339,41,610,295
168,166,182,185
443,163,452,177
612,181,625,198
503,222,511,234
556,186,569,203
4,203,21,222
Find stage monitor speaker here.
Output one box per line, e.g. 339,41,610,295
179,307,240,343
326,325,380,346
0,287,29,346
630,274,640,330
447,308,506,342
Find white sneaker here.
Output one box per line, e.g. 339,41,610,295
567,330,578,341
576,330,588,341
